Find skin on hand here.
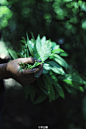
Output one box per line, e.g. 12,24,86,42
6,57,43,86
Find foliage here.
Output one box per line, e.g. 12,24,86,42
1,0,86,41
0,0,13,29
18,61,43,71
7,34,86,104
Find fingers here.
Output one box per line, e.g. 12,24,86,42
22,67,43,86
19,57,36,64
33,63,43,77
21,63,43,78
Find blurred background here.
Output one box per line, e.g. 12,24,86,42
1,0,86,128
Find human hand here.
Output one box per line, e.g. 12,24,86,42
6,57,43,86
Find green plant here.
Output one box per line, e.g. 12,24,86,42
18,61,43,72
7,34,86,104
0,0,13,29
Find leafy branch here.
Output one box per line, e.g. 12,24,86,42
7,33,86,104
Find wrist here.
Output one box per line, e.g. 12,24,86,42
0,63,10,79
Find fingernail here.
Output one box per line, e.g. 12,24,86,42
36,60,41,62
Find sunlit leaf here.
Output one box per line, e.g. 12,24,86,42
47,61,65,75
43,63,51,70
60,52,68,57
54,54,68,68
52,48,64,53
36,37,52,61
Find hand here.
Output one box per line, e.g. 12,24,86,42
6,58,43,86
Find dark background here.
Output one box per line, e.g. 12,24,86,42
1,0,86,128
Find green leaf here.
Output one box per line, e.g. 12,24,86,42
30,32,35,40
20,43,25,53
18,67,23,72
58,74,86,91
43,63,51,70
43,69,48,74
47,61,65,75
17,53,24,58
54,54,68,68
37,77,48,95
41,36,46,44
41,40,52,61
25,48,29,57
7,49,18,59
64,84,72,93
79,86,84,92
51,74,58,82
52,48,64,53
49,53,54,59
26,33,34,57
51,42,60,50
54,83,65,99
34,93,47,104
33,83,47,104
60,52,68,57
20,40,26,44
32,61,43,68
45,75,65,99
36,34,41,58
20,37,26,44
36,37,52,61
47,61,61,68
43,75,55,102
22,37,26,41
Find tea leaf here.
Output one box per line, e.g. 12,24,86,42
54,83,65,99
26,34,34,57
36,35,42,59
42,69,48,74
60,52,68,57
58,74,86,91
51,42,60,50
33,82,47,104
7,49,18,59
34,93,47,104
41,36,46,44
37,77,48,95
43,75,55,102
7,33,86,104
47,61,65,75
43,63,51,70
54,54,68,68
36,37,52,61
